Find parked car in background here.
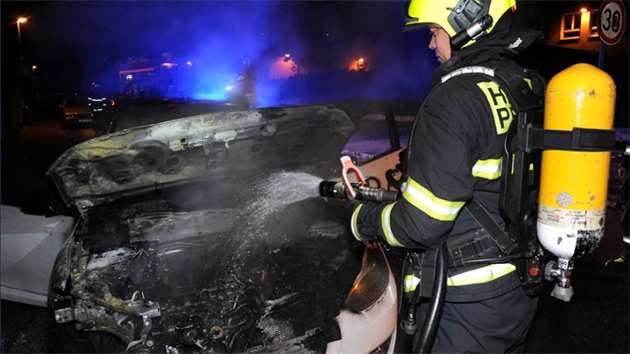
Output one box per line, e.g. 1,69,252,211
57,95,94,129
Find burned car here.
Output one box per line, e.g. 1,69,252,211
43,105,398,353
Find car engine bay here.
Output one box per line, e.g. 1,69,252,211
49,175,364,353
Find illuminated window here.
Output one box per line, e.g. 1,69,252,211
589,10,600,37
561,12,581,40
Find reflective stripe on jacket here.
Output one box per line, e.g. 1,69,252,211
403,263,517,294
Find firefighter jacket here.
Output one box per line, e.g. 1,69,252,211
351,14,545,302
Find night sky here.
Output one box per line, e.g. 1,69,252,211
2,1,438,101
1,1,628,120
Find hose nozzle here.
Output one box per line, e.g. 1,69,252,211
319,181,399,203
319,181,347,199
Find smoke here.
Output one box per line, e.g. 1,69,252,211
26,1,436,104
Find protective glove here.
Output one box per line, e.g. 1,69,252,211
344,198,378,242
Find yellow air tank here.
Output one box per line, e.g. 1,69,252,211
537,63,615,269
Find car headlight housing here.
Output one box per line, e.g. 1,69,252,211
346,243,390,312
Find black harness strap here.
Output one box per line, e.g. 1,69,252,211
448,198,518,268
449,233,497,268
467,198,517,254
524,126,616,153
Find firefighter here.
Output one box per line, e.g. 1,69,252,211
87,82,113,136
606,144,630,269
347,0,544,352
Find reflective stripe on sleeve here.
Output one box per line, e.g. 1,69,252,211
472,158,503,180
381,202,404,247
350,204,365,242
402,178,465,221
447,263,516,286
404,274,421,293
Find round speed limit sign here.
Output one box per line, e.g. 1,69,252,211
599,0,626,45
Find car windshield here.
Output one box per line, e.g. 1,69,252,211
64,96,88,108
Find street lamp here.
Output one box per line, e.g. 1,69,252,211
17,17,27,65
357,57,366,71
16,17,30,126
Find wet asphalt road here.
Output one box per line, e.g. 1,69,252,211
1,116,628,353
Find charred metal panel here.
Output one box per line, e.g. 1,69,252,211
47,106,355,210
128,209,237,243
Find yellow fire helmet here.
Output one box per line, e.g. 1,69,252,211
405,0,516,48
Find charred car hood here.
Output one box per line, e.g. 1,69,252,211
48,105,355,210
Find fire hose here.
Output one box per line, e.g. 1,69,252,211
319,156,446,353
